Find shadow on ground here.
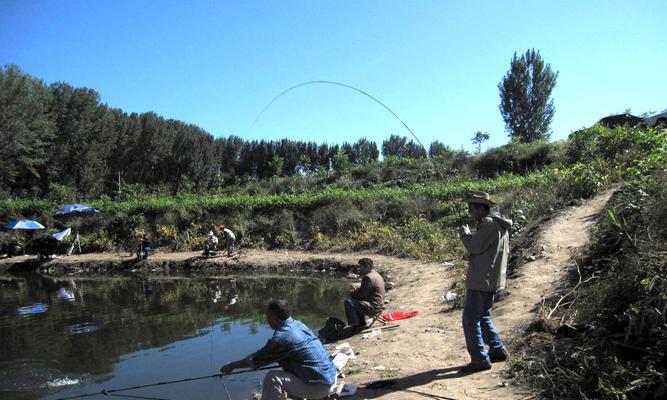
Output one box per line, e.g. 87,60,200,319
349,365,479,400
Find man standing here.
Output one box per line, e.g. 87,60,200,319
459,191,512,372
219,224,236,256
221,299,337,400
344,258,385,330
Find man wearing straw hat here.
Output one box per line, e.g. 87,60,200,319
458,190,512,372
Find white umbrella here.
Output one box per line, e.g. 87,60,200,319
53,228,72,242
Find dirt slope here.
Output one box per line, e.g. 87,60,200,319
337,190,614,400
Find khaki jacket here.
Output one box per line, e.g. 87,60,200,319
461,213,512,293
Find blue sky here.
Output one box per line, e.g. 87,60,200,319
1,0,665,151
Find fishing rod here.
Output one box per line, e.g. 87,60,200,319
253,80,447,181
254,81,422,148
54,364,279,400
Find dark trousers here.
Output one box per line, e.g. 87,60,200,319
344,297,374,327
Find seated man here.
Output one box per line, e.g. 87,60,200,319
221,299,337,400
204,231,219,257
344,258,385,330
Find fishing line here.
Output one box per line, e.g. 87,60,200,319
254,80,446,181
254,80,424,150
102,393,169,400
54,365,279,400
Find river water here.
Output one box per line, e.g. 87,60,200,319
0,272,350,400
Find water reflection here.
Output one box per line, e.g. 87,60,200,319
0,273,349,400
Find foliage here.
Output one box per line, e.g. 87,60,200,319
498,49,558,143
471,140,562,177
472,131,490,153
381,134,427,159
508,141,667,399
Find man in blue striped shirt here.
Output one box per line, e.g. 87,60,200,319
221,299,337,400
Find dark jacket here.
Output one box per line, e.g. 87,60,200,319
350,269,385,311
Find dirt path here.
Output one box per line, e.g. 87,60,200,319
0,191,614,400
336,189,614,400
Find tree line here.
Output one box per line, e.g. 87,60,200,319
1,49,557,198
1,65,454,199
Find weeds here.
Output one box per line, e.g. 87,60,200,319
509,152,667,399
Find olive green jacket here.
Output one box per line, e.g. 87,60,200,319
461,213,512,293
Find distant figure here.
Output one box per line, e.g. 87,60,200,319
204,231,219,257
134,233,153,260
458,190,512,373
221,299,337,400
344,258,385,331
219,224,236,257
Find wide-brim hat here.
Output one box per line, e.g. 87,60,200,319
464,190,496,206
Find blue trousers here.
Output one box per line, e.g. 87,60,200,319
462,289,505,363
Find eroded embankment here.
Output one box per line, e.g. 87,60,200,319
0,251,366,276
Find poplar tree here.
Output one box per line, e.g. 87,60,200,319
498,49,558,143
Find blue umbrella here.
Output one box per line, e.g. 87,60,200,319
54,203,100,217
6,220,45,230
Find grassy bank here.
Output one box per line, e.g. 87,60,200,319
507,126,666,399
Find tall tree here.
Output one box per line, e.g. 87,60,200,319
472,131,490,154
382,134,426,159
382,134,407,158
351,138,379,164
0,65,55,196
498,49,558,143
428,141,455,159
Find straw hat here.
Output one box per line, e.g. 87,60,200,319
464,190,496,206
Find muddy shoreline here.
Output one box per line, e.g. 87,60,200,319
0,251,364,276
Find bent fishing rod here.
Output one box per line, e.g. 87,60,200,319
54,364,279,400
254,80,446,181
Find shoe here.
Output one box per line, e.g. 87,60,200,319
460,361,492,373
489,348,509,362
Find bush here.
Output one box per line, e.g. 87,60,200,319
472,140,559,177
0,232,23,256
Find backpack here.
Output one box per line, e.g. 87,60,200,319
318,317,346,344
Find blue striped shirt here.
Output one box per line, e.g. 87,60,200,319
248,318,336,385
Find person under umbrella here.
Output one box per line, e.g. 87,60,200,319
5,220,46,256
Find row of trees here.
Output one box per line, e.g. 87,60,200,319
0,65,455,198
1,49,557,198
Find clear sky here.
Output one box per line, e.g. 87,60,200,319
1,0,665,151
